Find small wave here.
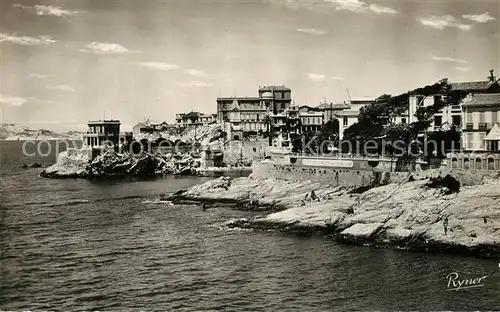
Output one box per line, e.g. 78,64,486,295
141,199,174,205
42,199,90,207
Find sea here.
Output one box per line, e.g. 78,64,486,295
1,141,500,311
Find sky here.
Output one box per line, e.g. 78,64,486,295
0,0,499,131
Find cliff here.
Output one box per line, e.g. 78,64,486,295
0,123,83,141
171,170,500,257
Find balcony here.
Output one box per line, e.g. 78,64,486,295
478,123,487,131
465,123,474,130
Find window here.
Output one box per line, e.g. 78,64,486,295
492,111,498,124
467,133,473,149
479,133,486,149
401,118,407,124
452,115,461,127
479,112,485,123
466,112,472,123
434,116,442,127
343,116,348,126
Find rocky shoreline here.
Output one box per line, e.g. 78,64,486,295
168,170,500,258
40,149,203,179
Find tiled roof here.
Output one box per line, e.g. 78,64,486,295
259,85,291,92
450,81,497,91
316,103,350,110
484,123,500,141
462,93,500,107
335,110,359,117
217,97,260,101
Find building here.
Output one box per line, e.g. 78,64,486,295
133,120,171,137
461,93,500,151
217,85,292,141
335,98,376,141
298,106,324,133
175,112,216,128
409,71,500,132
317,102,350,122
83,120,121,154
119,132,133,146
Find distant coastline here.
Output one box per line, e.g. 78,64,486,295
0,123,83,141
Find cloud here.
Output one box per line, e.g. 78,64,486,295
369,4,398,14
185,69,210,77
79,42,137,54
326,0,397,14
34,5,78,17
307,73,327,82
139,62,180,71
180,81,213,87
462,12,496,23
307,73,344,82
432,56,468,64
30,73,49,79
455,67,471,72
418,15,471,31
13,4,78,21
47,85,76,92
0,33,56,45
263,0,316,11
0,95,28,106
326,0,366,12
296,28,327,35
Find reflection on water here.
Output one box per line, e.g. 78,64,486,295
0,140,83,168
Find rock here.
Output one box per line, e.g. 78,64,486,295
29,163,42,168
425,174,460,194
339,223,384,243
42,147,204,178
177,170,500,257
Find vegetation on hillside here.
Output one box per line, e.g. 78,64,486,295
342,78,468,158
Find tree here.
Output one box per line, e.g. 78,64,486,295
342,78,468,158
263,114,274,146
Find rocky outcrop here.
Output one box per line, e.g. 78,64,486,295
176,170,500,257
41,149,202,178
40,150,90,178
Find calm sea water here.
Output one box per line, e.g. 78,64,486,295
1,141,500,311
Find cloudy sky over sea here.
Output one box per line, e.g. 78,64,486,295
0,0,498,131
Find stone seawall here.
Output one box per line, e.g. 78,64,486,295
251,161,410,187
252,161,500,187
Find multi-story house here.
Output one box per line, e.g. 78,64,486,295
83,120,131,157
408,72,500,132
336,98,376,141
133,120,172,137
216,85,292,141
461,93,500,152
175,112,216,128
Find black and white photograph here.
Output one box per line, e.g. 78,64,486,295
1,0,500,310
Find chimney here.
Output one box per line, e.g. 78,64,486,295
488,69,496,82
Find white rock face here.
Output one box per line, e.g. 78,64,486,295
179,171,500,254
40,149,90,177
0,123,83,140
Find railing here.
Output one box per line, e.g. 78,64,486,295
84,132,117,137
287,152,394,161
466,123,474,130
478,123,487,131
